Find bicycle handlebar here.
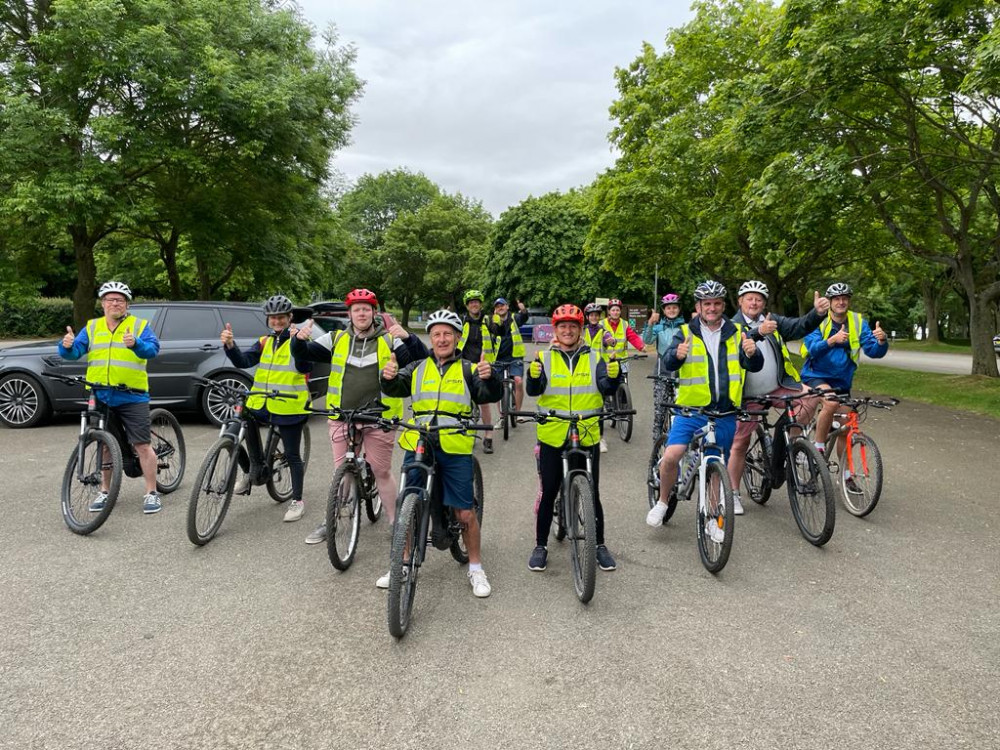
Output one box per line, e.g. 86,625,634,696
510,408,636,425
663,403,737,420
43,372,146,395
193,375,291,402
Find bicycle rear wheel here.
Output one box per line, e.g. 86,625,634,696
742,424,773,505
362,460,382,522
840,433,883,517
695,460,734,573
327,462,361,570
501,382,512,441
565,473,597,603
61,430,122,535
388,491,423,638
646,435,678,522
149,408,186,494
187,436,237,545
615,384,633,442
787,438,835,546
265,423,311,502
451,456,484,564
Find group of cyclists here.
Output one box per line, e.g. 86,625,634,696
58,278,889,600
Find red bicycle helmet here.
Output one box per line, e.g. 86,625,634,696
607,298,623,310
551,304,584,326
345,288,379,308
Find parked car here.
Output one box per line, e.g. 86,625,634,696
0,301,317,429
994,334,1000,354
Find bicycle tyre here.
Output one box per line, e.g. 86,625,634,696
501,382,511,441
742,424,773,505
149,408,186,495
363,460,382,522
646,435,678,522
695,459,735,574
61,430,122,535
839,433,883,517
566,473,597,603
450,456,484,564
265,422,311,502
615,383,633,442
187,436,238,546
326,461,361,571
388,491,422,638
787,438,835,546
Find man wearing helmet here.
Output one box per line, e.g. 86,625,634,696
59,281,163,514
381,309,501,597
458,290,497,453
220,294,311,522
800,283,888,488
291,288,428,550
490,297,530,416
646,281,763,531
642,293,687,442
525,304,623,573
726,280,829,514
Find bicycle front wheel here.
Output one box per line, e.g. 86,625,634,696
187,436,237,546
695,460,735,574
326,462,362,571
742,424,773,505
501,383,511,441
787,438,835,546
61,430,122,535
840,433,883,517
363,460,382,522
149,408,186,494
265,423,311,502
646,435,678,522
615,384,633,442
565,473,597,603
450,456,484,564
388,491,423,638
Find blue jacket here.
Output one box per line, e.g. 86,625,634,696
800,317,888,391
58,318,160,405
642,315,686,361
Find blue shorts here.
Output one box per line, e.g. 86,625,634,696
494,359,524,378
667,413,737,461
402,449,475,510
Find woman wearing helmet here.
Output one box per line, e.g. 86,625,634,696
642,293,687,440
221,294,312,522
601,297,646,361
458,289,497,453
290,288,429,552
524,304,623,574
380,309,501,598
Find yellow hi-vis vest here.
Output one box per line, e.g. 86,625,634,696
326,330,404,420
800,312,863,363
601,318,627,358
399,359,474,454
535,349,604,448
85,315,150,392
675,324,746,407
583,325,610,360
458,318,496,362
493,314,525,358
246,335,309,414
764,329,802,384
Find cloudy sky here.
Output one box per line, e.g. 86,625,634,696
296,1,695,215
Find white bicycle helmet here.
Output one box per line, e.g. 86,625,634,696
825,282,853,297
97,281,132,300
425,309,463,333
738,280,769,299
694,280,727,300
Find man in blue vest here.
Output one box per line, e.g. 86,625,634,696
58,281,162,513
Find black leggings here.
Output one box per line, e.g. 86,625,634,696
535,442,604,547
240,417,306,501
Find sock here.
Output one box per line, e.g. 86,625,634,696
468,563,483,572
843,469,851,480
814,441,824,451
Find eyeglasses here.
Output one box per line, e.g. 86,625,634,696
102,297,127,305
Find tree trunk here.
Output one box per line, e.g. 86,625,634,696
158,227,182,299
195,254,212,300
400,300,412,328
920,283,940,343
969,293,1000,376
71,226,97,330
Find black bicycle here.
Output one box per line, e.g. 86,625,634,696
387,415,489,638
186,377,311,545
647,372,678,443
46,374,186,535
496,360,519,441
608,353,647,442
740,390,835,546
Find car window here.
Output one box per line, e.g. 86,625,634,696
224,308,269,337
160,308,222,340
129,307,159,325
312,317,346,335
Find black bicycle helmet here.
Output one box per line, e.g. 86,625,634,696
825,282,853,297
694,281,727,300
262,295,293,315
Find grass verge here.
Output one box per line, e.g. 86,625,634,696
888,339,973,354
852,366,1000,421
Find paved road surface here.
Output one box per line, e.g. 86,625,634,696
1,350,998,749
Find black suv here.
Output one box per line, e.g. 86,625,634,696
0,301,339,428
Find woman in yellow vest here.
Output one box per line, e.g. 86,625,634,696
525,304,622,574
221,295,311,523
380,309,501,598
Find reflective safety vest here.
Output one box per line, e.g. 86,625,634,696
535,349,604,448
399,359,474,454
327,331,403,420
765,330,801,384
583,325,610,360
601,318,627,358
493,315,525,358
801,312,863,363
458,318,496,362
675,324,746,407
85,315,150,392
246,335,309,414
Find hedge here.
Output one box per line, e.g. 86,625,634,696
0,298,87,338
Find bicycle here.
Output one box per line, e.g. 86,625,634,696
739,390,835,546
304,402,390,571
387,415,489,638
495,360,519,441
45,373,186,535
646,404,735,573
186,377,311,546
608,353,647,442
818,394,899,517
647,372,678,443
513,407,633,602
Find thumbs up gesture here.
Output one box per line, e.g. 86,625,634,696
676,333,693,360
528,352,543,378
382,351,398,380
62,326,75,349
122,325,136,348
828,326,849,347
294,319,313,341
758,312,777,336
388,322,409,340
220,322,234,348
477,352,492,380
814,290,830,315
873,320,886,344
741,330,757,356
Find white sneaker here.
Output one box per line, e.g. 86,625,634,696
646,501,669,527
599,439,608,453
705,517,726,544
468,569,492,598
283,500,305,522
233,471,251,495
375,571,391,589
732,493,744,516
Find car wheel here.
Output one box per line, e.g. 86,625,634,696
0,372,51,428
201,373,251,426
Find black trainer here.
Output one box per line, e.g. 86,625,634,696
482,438,494,455
596,545,617,571
528,546,547,571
